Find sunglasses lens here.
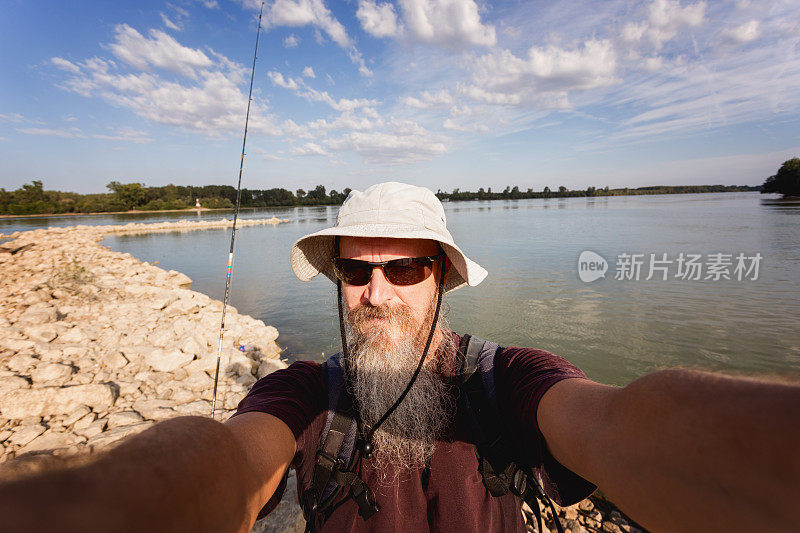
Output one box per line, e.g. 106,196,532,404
384,259,431,285
333,259,372,286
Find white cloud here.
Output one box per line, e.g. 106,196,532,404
293,142,330,156
51,27,281,137
265,0,351,47
721,20,759,45
282,118,314,138
357,0,496,48
641,56,664,72
0,113,26,123
401,89,454,109
268,70,380,111
399,0,496,47
18,127,84,139
109,24,212,78
302,66,316,78
464,40,618,107
51,57,81,74
283,34,300,48
92,126,153,144
268,71,300,90
325,125,448,164
622,0,706,49
160,13,181,31
249,0,371,76
357,1,401,38
442,118,488,132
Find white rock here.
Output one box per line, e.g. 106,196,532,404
145,348,193,373
132,399,177,420
174,400,211,416
170,389,197,404
76,418,107,439
22,324,58,343
107,410,145,429
0,337,35,353
30,363,73,385
87,421,153,449
183,371,212,392
18,305,57,325
9,424,46,447
99,351,128,370
180,335,205,358
20,430,85,454
6,354,39,373
0,383,115,419
58,327,86,343
63,405,91,427
0,375,30,393
73,412,97,431
186,355,219,374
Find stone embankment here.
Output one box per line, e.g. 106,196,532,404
0,219,289,462
0,215,289,240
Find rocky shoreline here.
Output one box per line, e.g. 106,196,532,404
0,218,643,533
0,218,291,461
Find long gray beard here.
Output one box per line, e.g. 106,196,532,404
343,297,456,481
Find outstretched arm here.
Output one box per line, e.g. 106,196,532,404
538,369,800,532
0,413,294,533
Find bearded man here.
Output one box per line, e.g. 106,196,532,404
1,182,799,533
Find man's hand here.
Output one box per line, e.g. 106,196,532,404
538,370,800,532
0,414,295,533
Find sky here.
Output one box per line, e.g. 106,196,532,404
1,0,799,194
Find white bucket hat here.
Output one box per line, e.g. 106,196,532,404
290,181,488,293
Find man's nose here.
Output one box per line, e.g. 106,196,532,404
363,266,393,306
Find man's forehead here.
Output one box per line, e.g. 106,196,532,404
339,236,440,259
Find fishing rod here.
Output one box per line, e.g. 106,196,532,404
210,1,264,419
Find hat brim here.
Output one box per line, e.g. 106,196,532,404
290,224,487,293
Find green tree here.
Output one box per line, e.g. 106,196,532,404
543,186,551,198
762,158,800,197
107,181,147,210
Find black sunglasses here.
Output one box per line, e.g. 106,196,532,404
331,253,444,286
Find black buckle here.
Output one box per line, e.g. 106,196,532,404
351,480,380,520
315,449,343,472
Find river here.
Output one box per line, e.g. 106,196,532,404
3,192,798,386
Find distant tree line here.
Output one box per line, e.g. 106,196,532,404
0,180,761,216
0,181,352,215
435,184,760,202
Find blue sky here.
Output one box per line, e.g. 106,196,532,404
1,0,799,194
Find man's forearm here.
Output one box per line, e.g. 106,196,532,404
541,369,800,532
0,416,262,533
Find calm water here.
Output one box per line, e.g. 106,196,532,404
5,193,799,386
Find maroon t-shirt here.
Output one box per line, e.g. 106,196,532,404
236,334,596,532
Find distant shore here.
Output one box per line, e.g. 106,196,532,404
0,187,765,220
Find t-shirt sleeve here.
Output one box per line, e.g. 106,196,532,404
495,346,597,506
234,360,326,517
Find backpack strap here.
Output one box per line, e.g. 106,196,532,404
302,354,379,532
458,335,565,533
